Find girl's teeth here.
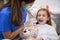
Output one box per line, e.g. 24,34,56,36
39,20,43,22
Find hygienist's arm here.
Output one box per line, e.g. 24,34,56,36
28,0,41,17
3,25,24,40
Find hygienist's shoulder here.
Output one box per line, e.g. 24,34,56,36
1,6,11,16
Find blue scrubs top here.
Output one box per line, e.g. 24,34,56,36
0,6,27,39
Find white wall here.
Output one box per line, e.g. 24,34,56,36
34,0,60,13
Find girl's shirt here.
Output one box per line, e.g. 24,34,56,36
0,6,27,39
36,24,59,40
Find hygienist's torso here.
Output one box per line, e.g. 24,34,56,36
0,6,27,39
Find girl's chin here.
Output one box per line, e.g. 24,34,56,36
39,22,45,25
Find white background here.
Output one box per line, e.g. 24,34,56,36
34,0,60,14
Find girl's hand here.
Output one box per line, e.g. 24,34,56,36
35,37,43,40
22,37,43,40
30,37,43,40
22,39,26,40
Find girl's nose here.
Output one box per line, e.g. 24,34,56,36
39,16,43,19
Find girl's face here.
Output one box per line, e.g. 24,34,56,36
37,10,49,25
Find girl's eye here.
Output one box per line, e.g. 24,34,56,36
43,15,46,17
38,15,41,17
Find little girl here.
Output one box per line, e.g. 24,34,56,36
34,8,59,40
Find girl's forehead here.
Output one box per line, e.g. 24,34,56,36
38,10,47,14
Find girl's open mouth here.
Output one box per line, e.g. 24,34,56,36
39,20,43,22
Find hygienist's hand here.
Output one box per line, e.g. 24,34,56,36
27,10,31,14
19,25,25,33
